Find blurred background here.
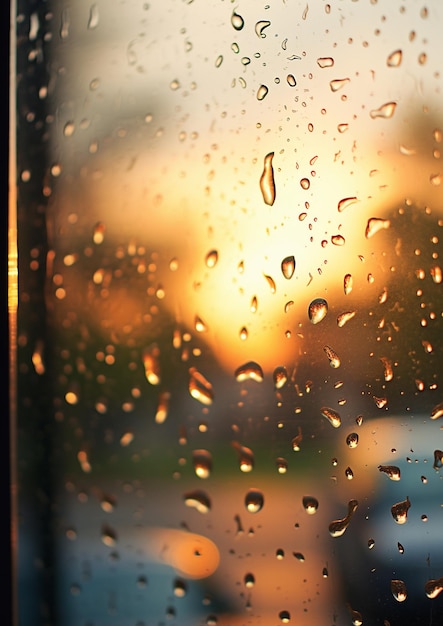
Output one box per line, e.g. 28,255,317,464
13,0,443,624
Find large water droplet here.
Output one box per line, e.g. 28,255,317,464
87,3,99,29
257,85,269,101
365,217,391,238
331,234,346,246
323,345,341,368
193,449,213,479
337,310,356,327
391,579,407,602
378,464,401,481
329,499,358,537
338,197,358,212
231,10,244,30
276,457,288,473
370,102,397,119
425,577,443,599
205,250,218,268
329,78,350,92
260,152,276,205
244,572,255,588
189,367,214,405
317,57,334,68
302,496,319,515
281,255,295,279
245,489,264,513
286,74,297,87
235,361,264,383
430,402,443,420
300,177,310,190
308,298,328,324
387,49,402,67
279,610,291,623
143,343,161,385
263,274,276,293
184,490,211,514
321,406,341,428
346,433,359,448
379,356,393,382
232,442,255,472
343,273,353,295
273,366,288,389
433,449,443,470
255,20,271,38
173,579,187,597
391,496,410,524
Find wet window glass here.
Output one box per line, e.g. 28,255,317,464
11,1,443,625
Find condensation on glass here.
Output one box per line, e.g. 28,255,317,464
12,1,443,625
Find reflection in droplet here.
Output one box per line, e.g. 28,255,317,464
321,406,341,428
323,345,341,368
302,496,319,515
398,542,405,554
365,217,391,238
189,367,214,405
338,197,358,212
173,578,187,597
257,85,269,101
231,10,244,30
329,78,350,92
193,450,213,479
300,177,310,190
378,465,401,481
239,327,248,340
281,255,295,279
346,433,359,448
329,499,358,537
337,310,356,327
245,489,264,513
184,490,211,514
92,221,105,244
287,74,297,87
273,366,288,389
205,250,218,268
368,538,375,550
370,101,397,119
308,298,328,324
387,49,402,67
250,296,258,313
317,57,334,68
235,361,264,383
391,579,407,602
391,496,411,524
260,152,276,205
255,20,271,38
244,573,255,588
279,610,291,623
425,576,443,599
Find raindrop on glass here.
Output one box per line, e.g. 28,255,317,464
245,489,264,513
308,298,328,324
281,255,295,279
370,102,397,119
391,496,410,524
260,152,276,206
302,496,319,515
